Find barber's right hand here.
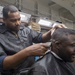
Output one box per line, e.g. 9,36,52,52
25,43,49,56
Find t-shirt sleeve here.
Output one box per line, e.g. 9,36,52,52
0,45,7,72
0,56,6,72
30,29,43,43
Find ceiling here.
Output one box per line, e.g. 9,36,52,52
39,0,75,22
38,0,53,5
0,0,75,22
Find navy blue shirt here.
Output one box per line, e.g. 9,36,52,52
0,23,43,74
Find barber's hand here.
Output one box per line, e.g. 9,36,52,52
26,43,49,56
51,24,67,35
53,24,67,29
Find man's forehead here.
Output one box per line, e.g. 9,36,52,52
8,11,20,16
8,12,20,19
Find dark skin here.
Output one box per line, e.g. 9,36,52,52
3,11,67,70
52,34,75,62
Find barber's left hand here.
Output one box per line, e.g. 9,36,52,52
50,24,67,35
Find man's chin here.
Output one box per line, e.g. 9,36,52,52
14,29,19,32
12,28,20,33
14,26,20,32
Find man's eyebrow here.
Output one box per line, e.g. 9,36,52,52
9,17,21,20
9,18,20,21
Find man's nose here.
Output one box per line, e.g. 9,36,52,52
16,20,20,26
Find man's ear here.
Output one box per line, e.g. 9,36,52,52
55,41,59,44
54,41,61,49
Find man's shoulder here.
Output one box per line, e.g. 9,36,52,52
28,53,53,75
32,53,52,67
32,52,58,71
20,24,31,31
20,24,40,34
0,23,7,33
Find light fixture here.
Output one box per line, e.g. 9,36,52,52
20,12,31,23
37,18,53,27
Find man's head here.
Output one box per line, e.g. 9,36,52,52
51,28,75,62
2,5,21,32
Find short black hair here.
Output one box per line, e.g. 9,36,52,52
51,28,75,43
2,5,18,18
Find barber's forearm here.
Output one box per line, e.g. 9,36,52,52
3,43,48,70
3,48,31,70
42,30,51,42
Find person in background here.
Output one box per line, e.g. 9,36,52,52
0,5,67,75
28,28,75,75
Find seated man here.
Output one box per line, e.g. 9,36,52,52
28,28,75,75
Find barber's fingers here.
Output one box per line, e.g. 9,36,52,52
60,24,67,28
54,24,67,29
40,43,50,48
50,24,67,35
39,43,51,56
40,46,47,52
50,28,55,35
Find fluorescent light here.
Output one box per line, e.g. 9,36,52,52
20,14,26,21
38,19,52,27
20,12,31,23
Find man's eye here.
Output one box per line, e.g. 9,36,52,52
9,18,20,22
18,18,20,21
71,44,75,46
10,19,16,22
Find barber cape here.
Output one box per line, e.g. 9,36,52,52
28,52,75,75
